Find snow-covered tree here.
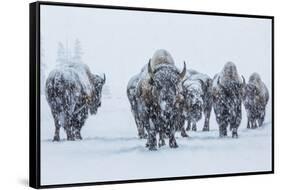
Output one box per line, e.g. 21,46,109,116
56,40,84,65
73,39,83,64
56,42,67,64
102,84,111,98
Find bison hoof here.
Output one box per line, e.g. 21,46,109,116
181,132,189,138
75,133,83,140
148,146,157,151
202,127,209,132
169,141,178,148
139,133,148,139
219,133,227,138
145,143,149,147
158,139,166,147
53,136,60,142
232,133,238,138
67,136,75,141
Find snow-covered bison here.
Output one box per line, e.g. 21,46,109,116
132,49,186,150
243,73,269,129
212,62,245,138
176,70,213,135
45,63,106,141
127,67,148,139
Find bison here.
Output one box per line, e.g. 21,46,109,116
45,63,105,141
243,72,269,129
133,49,186,150
127,68,148,139
212,61,245,138
177,70,213,135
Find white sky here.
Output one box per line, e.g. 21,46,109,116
41,5,272,98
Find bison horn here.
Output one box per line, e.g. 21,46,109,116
217,76,221,86
197,79,205,91
241,75,245,86
103,73,106,84
198,79,204,87
148,59,154,78
179,61,186,79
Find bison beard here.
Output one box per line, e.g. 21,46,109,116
45,63,105,141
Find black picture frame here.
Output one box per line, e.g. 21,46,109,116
29,1,274,189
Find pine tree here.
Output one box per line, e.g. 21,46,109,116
102,84,111,98
56,42,66,64
73,39,83,64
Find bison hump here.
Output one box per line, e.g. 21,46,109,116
47,63,93,96
151,49,175,71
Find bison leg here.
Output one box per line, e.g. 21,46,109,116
231,120,240,138
231,127,238,138
53,119,61,142
176,116,188,137
247,118,251,129
251,119,257,129
180,125,188,137
186,120,191,131
158,129,166,147
169,122,178,148
258,110,265,127
137,121,147,139
66,132,75,141
65,125,75,141
192,122,197,131
147,130,157,150
135,113,146,138
73,120,83,140
144,118,157,151
230,110,241,138
75,131,82,140
74,127,82,140
203,107,211,131
52,112,62,141
219,122,228,137
169,135,178,148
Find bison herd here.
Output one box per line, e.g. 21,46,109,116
45,49,269,151
127,49,269,150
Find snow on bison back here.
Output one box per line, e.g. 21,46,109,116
45,63,106,141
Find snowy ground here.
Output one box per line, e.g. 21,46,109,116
40,94,272,186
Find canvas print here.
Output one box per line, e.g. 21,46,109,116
37,3,273,186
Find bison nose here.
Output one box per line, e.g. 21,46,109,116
98,102,101,107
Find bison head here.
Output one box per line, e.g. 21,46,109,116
217,62,245,96
88,73,106,115
148,60,186,118
220,61,245,86
182,80,203,121
249,72,261,84
217,61,246,90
